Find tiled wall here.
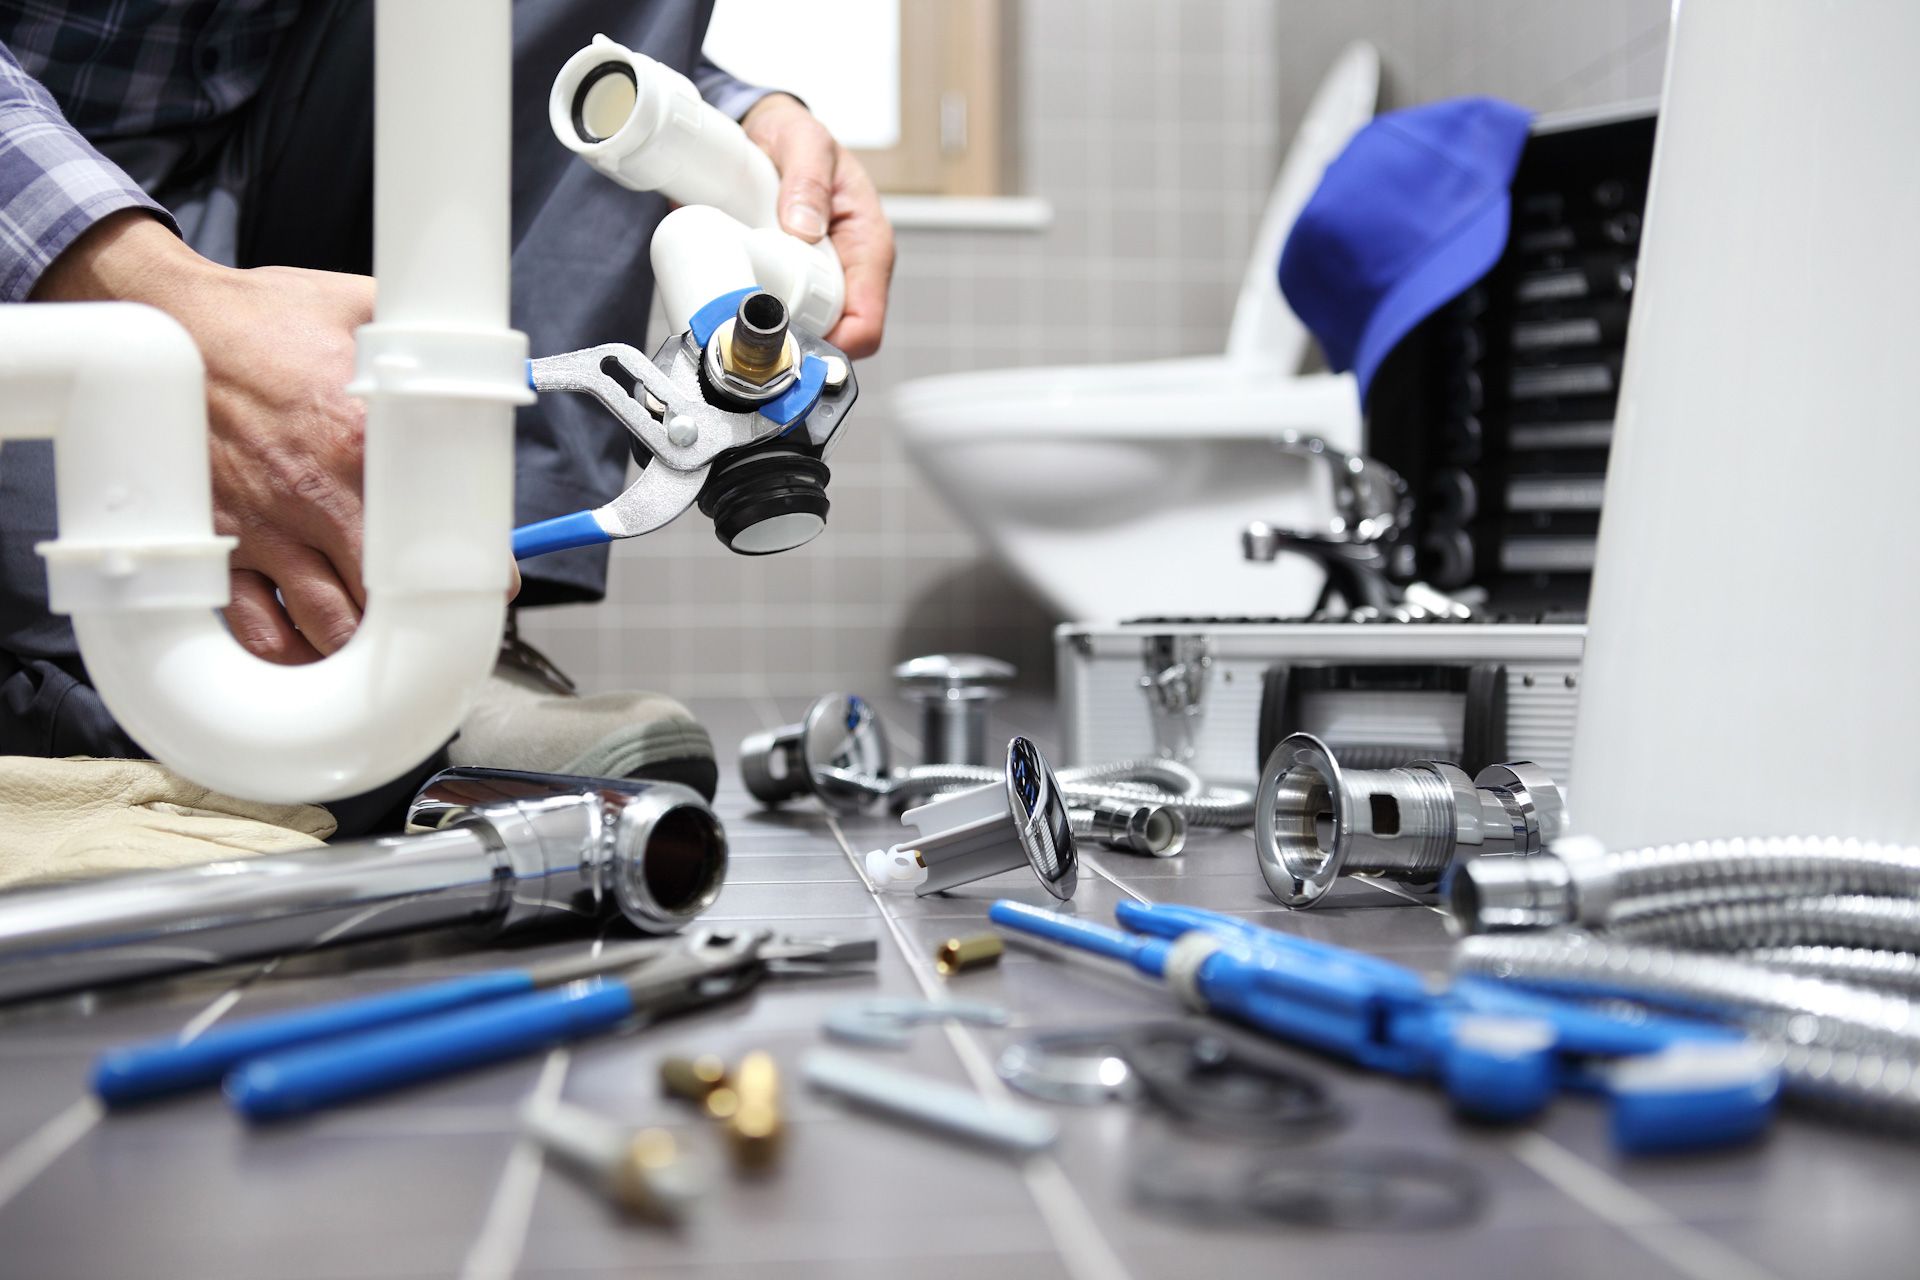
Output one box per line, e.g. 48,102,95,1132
521,0,1672,701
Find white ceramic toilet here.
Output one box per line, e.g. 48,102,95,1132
891,43,1380,622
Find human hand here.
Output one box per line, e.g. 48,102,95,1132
741,93,895,358
33,210,517,665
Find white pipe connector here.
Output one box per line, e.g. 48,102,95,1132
549,33,844,336
0,0,531,803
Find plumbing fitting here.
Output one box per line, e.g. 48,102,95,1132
864,737,1078,899
1255,732,1564,908
893,653,1015,767
739,694,1253,832
1447,835,1920,936
1454,933,1920,1127
1139,636,1211,763
521,1100,702,1222
723,1049,783,1174
1071,798,1188,858
935,934,1006,976
738,692,889,814
0,767,727,1003
513,35,859,563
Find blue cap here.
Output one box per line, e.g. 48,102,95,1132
1279,97,1533,404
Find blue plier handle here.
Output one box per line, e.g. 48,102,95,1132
992,900,1780,1154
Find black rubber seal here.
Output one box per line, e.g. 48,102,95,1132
571,62,637,143
696,452,831,555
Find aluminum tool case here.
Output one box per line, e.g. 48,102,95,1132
1057,619,1586,792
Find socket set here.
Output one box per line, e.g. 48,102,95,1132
1365,103,1657,615
1056,617,1586,793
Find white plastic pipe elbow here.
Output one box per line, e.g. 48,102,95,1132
0,0,531,805
550,33,844,336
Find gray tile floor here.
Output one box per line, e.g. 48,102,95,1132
0,692,1917,1279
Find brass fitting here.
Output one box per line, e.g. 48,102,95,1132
609,1128,693,1221
707,290,796,400
659,1053,729,1104
935,932,1005,976
726,1050,784,1174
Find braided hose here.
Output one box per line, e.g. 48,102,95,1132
1455,932,1920,1058
885,759,1254,830
1610,895,1920,953
1743,946,1920,997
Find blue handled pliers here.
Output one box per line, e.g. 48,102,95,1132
92,928,874,1120
988,899,1780,1154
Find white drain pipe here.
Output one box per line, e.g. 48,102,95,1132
549,34,844,334
0,0,530,803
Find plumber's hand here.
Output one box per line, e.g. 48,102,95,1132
742,92,895,358
33,210,519,665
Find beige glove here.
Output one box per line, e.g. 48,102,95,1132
0,756,336,891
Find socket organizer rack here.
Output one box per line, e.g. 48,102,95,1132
1365,103,1658,617
1056,616,1586,792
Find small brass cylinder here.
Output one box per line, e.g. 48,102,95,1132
725,291,790,384
660,1054,729,1103
609,1128,690,1222
935,932,1005,976
726,1050,784,1174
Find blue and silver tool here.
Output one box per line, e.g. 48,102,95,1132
90,930,874,1118
513,288,857,561
988,899,1780,1154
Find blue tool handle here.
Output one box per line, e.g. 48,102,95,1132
513,510,612,560
226,979,636,1121
989,900,1170,976
92,971,535,1107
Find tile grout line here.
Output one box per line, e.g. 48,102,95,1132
1346,862,1779,1280
1508,1133,1783,1280
457,926,610,1280
0,955,284,1214
823,812,1133,1280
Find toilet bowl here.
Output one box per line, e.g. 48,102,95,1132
892,43,1379,622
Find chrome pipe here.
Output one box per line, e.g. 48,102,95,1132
0,767,726,1003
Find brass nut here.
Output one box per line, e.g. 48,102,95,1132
609,1128,687,1221
935,932,1004,976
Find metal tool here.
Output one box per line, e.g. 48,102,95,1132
1131,1143,1487,1231
0,767,727,1005
863,737,1078,899
1254,733,1564,909
989,898,1781,1154
934,933,1005,976
801,1048,1059,1154
218,930,874,1120
738,692,889,814
512,288,859,560
822,998,1009,1049
521,1099,702,1222
893,654,1015,767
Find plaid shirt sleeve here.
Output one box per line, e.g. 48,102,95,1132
0,39,176,303
691,56,777,123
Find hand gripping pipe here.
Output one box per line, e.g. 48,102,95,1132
0,0,531,803
1455,933,1920,1128
0,768,727,1004
549,34,843,335
1449,835,1920,935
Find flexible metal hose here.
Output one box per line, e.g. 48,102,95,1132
1609,895,1920,953
1451,835,1920,933
1455,932,1920,1058
1455,933,1920,1126
1742,946,1920,997
884,759,1254,830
